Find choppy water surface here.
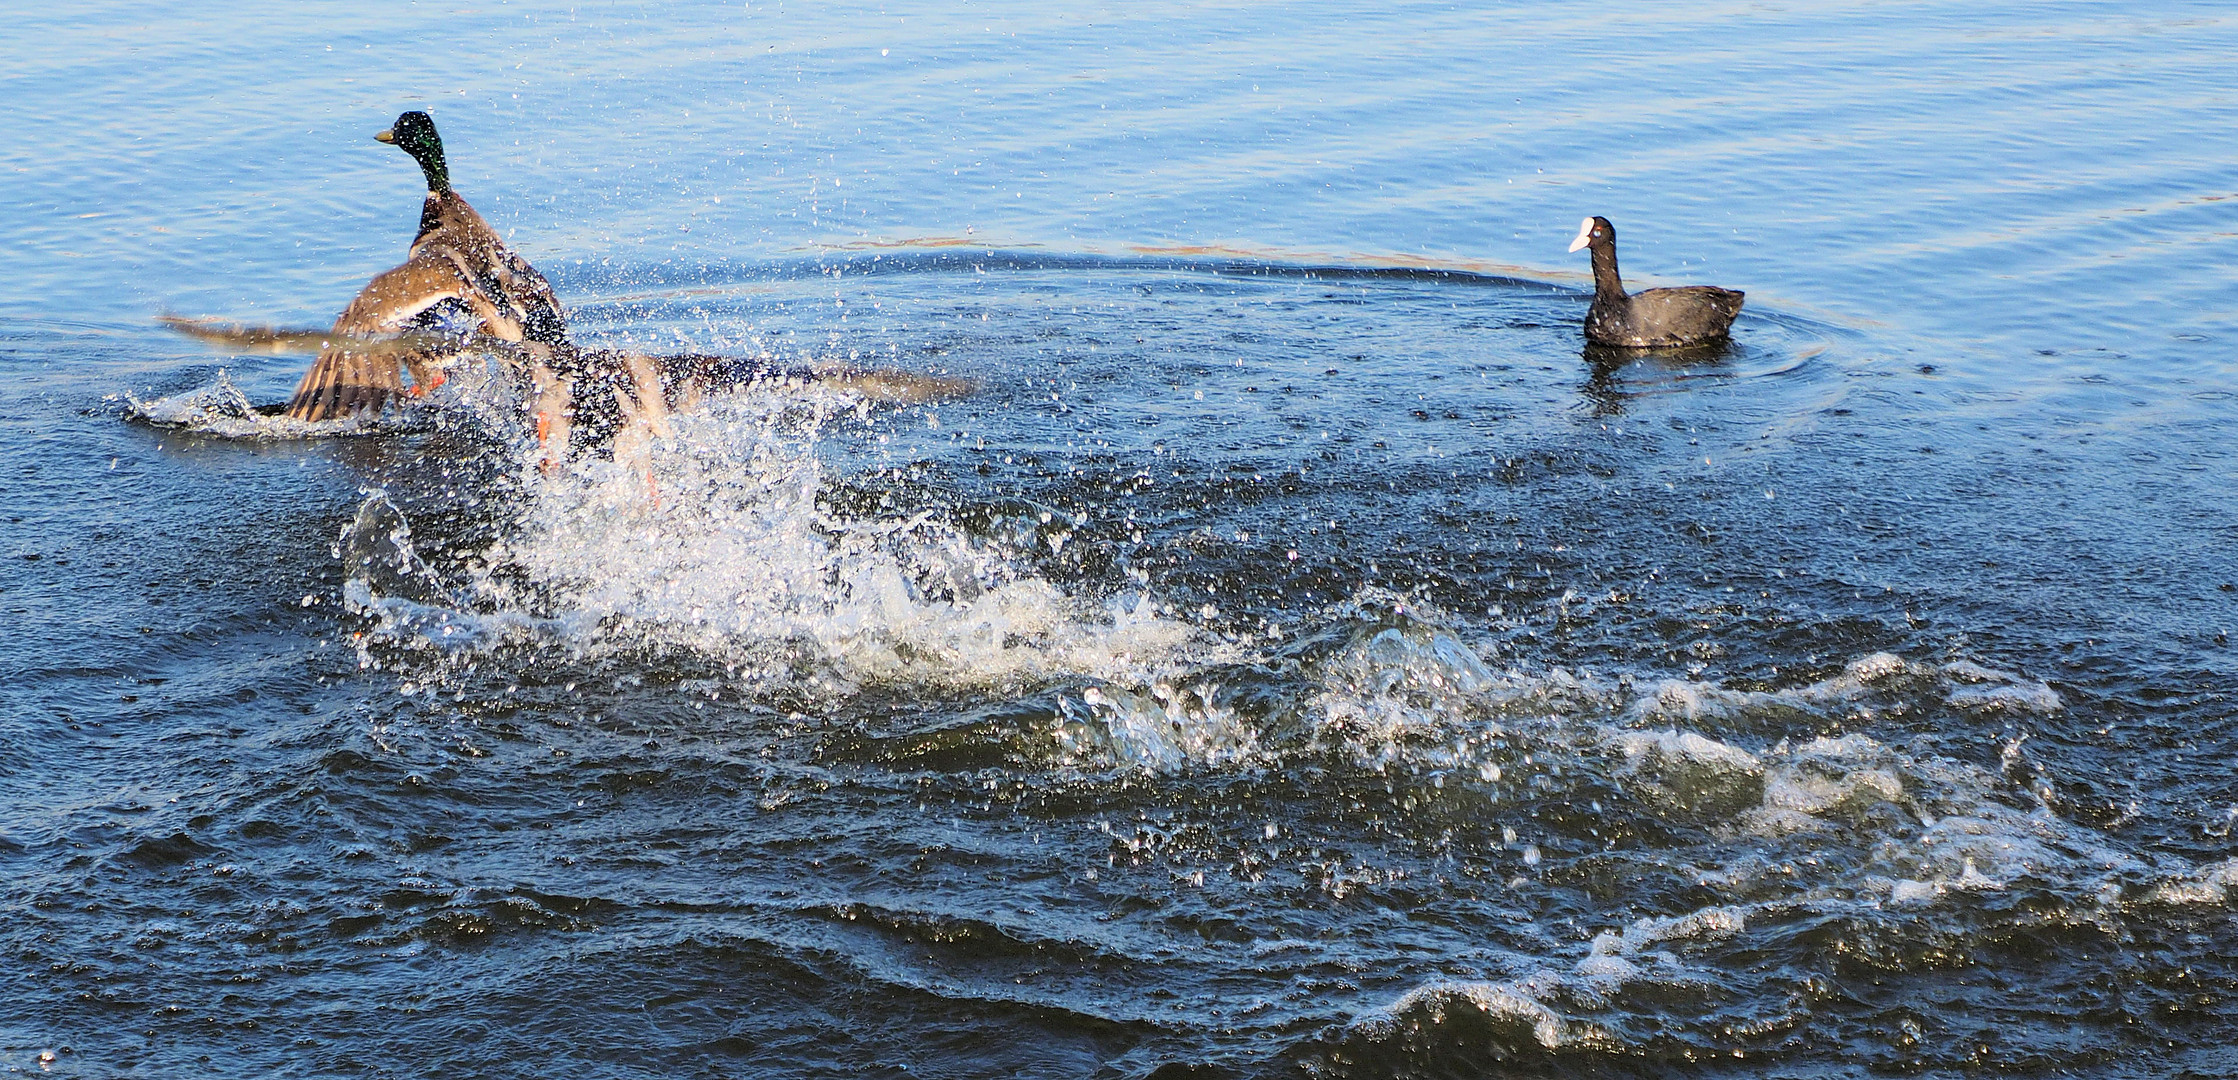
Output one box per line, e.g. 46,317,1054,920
4,2,2237,1077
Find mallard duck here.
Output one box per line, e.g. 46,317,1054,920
284,111,569,422
1567,216,1744,347
178,110,974,471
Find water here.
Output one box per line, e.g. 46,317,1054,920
4,2,2237,1076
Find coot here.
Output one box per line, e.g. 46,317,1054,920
1567,216,1744,347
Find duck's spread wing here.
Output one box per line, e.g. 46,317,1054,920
283,252,482,422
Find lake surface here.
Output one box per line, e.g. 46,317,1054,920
4,2,2237,1076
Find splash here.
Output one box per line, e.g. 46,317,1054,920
1309,634,2210,1062
120,370,395,438
348,383,1203,694
1053,679,1257,772
341,493,573,656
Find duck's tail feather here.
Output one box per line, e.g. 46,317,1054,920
814,366,978,404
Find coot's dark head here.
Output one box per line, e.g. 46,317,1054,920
1567,215,1615,253
375,111,450,193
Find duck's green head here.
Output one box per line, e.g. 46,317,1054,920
375,111,449,193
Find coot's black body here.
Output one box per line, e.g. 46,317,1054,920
1568,216,1744,347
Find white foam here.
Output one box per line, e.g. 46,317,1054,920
1758,737,1905,819
1616,729,1762,773
2148,861,2235,907
1588,906,1749,958
1357,980,1579,1051
1941,660,2065,713
1623,653,2061,728
2147,880,2228,905
1353,901,1746,1053
1611,728,1766,819
1571,953,1639,983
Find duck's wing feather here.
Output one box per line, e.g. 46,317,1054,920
417,190,570,345
160,315,470,357
498,248,568,343
162,316,364,355
283,251,487,421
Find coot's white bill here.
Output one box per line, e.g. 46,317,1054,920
1567,217,1597,253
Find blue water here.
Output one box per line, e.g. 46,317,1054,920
4,2,2237,1076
